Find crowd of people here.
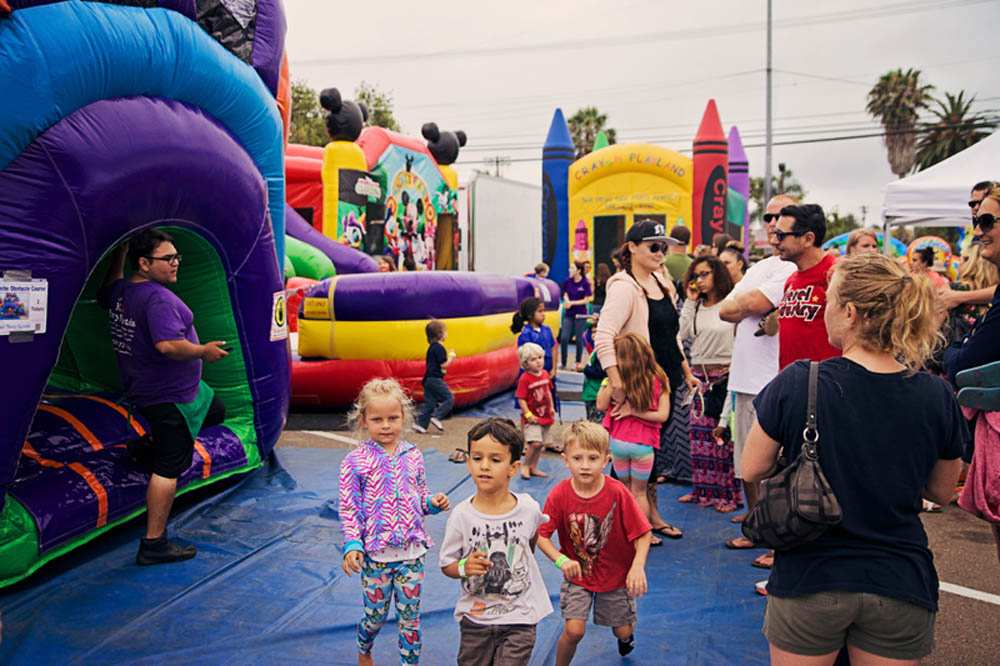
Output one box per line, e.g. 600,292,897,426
100,183,999,665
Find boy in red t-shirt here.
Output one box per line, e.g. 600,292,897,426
773,204,842,369
515,342,556,480
537,421,652,665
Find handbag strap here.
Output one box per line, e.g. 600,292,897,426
802,361,820,459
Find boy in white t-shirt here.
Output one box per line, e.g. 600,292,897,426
440,418,553,666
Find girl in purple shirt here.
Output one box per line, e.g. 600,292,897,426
339,378,451,665
560,261,592,369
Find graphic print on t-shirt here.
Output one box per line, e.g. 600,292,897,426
527,379,552,421
464,518,532,618
567,503,616,577
108,296,137,356
778,284,824,322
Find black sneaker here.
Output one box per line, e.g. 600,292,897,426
617,635,635,656
136,536,197,566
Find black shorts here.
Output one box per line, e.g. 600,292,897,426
138,396,225,479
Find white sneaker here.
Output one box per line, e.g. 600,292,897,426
430,418,445,432
412,424,427,434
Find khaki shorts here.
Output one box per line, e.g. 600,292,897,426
764,591,935,660
458,618,536,666
732,391,757,480
559,580,636,627
523,423,552,445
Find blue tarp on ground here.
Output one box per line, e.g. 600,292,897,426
0,447,769,664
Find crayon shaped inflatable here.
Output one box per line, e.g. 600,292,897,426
691,99,728,248
727,126,750,249
542,108,574,284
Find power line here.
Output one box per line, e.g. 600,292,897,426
292,0,994,68
455,120,999,165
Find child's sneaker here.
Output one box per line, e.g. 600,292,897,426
412,424,428,434
430,417,445,432
617,635,635,656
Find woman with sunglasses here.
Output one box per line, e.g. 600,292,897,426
677,256,740,512
945,184,1000,562
595,219,700,542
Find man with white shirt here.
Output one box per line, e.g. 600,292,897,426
718,195,797,560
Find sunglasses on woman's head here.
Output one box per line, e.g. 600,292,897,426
974,213,996,232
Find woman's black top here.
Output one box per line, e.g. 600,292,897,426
754,358,966,611
593,280,607,307
647,276,684,389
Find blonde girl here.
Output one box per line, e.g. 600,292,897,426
339,378,450,665
596,333,671,544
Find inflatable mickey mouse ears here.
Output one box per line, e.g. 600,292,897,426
421,122,467,165
319,87,368,142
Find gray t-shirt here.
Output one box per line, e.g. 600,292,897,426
439,493,553,625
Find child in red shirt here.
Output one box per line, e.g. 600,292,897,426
515,342,556,480
537,421,652,664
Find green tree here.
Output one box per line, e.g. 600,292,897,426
289,80,328,147
567,107,617,159
749,167,806,223
825,209,860,241
866,68,934,178
915,91,997,171
355,81,401,132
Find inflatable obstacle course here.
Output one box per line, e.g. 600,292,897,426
293,273,560,407
0,1,289,587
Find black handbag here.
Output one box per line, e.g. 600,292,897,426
742,362,843,550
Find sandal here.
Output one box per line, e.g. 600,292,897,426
448,449,468,464
715,503,739,514
725,537,756,550
650,523,683,539
529,468,549,478
650,535,663,547
731,513,748,524
677,494,696,504
751,552,774,569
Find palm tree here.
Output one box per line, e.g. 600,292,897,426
866,68,934,178
915,91,997,170
567,107,617,159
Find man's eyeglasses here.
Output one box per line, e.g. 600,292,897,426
762,213,781,223
145,254,182,265
973,213,996,233
773,229,807,242
645,242,667,254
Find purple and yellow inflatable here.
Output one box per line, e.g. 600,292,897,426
0,2,288,586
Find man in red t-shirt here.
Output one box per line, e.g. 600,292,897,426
773,204,842,370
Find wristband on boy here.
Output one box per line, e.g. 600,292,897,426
524,411,535,420
458,558,468,578
553,554,569,570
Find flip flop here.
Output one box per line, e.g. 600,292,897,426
715,503,739,514
650,536,663,547
677,494,696,504
530,469,549,478
751,553,774,569
447,449,467,464
651,523,683,539
725,537,756,550
731,513,748,523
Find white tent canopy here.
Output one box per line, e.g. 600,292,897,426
881,130,999,227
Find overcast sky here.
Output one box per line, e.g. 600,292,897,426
284,0,998,225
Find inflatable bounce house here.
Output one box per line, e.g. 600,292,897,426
822,230,909,256
283,92,465,273
0,1,290,586
283,89,560,408
542,101,750,284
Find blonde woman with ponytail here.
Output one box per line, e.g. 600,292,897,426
742,254,965,664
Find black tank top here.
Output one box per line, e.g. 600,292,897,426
646,276,684,389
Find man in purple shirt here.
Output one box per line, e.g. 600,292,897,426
99,229,228,565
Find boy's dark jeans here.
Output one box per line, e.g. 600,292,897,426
418,377,454,428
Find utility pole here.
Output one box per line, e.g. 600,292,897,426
764,0,773,204
484,155,511,178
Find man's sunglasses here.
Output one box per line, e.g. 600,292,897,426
645,242,668,254
773,229,807,242
145,253,182,265
762,213,781,223
973,213,996,233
